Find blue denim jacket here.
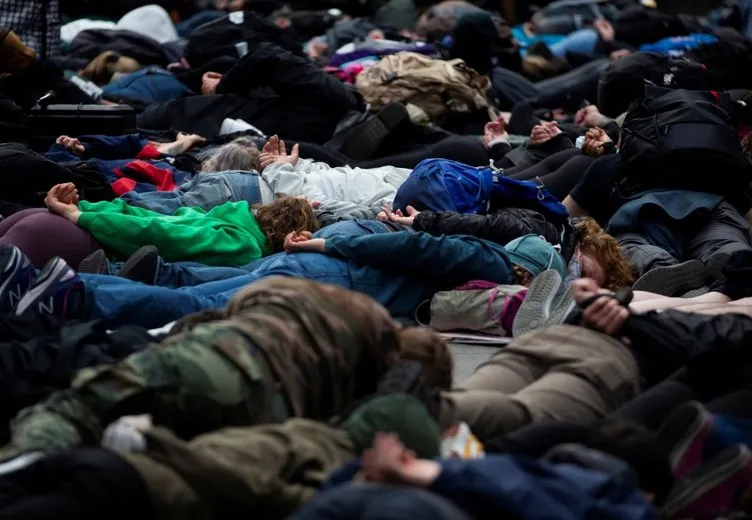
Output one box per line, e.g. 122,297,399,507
120,171,263,214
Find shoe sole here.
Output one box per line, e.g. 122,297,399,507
661,445,752,518
665,402,713,479
632,260,708,296
541,285,576,329
14,259,70,316
78,250,109,275
513,271,562,338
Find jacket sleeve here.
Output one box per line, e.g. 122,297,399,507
624,309,752,376
142,426,316,517
413,209,558,246
78,134,150,160
325,232,514,284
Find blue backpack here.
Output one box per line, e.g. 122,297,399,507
393,158,569,223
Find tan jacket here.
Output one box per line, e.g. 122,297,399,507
124,420,356,520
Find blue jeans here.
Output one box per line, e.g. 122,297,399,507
83,252,353,329
138,219,394,288
549,28,599,57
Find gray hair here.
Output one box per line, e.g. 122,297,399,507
201,137,260,172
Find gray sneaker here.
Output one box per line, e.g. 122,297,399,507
633,260,708,296
513,270,565,337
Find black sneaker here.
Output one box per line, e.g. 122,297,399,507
340,103,410,160
78,249,110,275
0,245,36,313
119,246,158,285
632,260,709,296
708,250,752,300
658,401,713,480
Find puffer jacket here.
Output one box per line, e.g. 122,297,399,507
413,208,577,262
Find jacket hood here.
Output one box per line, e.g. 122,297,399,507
506,234,566,279
340,394,440,459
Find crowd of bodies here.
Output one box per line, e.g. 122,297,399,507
1,0,752,519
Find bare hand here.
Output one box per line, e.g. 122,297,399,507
259,135,300,170
283,232,325,253
45,183,82,222
594,18,615,42
582,127,612,157
575,105,607,128
201,72,223,95
483,117,509,149
377,205,420,227
361,433,441,487
529,121,561,146
56,135,85,155
572,279,629,336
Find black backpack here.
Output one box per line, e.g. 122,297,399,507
618,88,752,197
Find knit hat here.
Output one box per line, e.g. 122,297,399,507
0,28,36,77
340,394,440,459
505,234,566,280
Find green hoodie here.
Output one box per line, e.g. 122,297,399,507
77,199,270,266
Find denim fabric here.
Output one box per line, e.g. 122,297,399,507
102,67,191,104
119,171,262,214
550,28,599,57
175,10,226,37
150,219,393,287
83,252,353,329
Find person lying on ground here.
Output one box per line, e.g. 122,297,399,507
290,432,654,520
1,220,565,328
0,277,451,460
0,394,440,520
41,182,318,266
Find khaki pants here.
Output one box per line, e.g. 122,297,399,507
440,325,641,440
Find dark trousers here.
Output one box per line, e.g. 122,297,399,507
0,448,152,520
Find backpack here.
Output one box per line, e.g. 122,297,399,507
598,52,717,118
618,88,752,197
393,158,569,223
356,52,492,123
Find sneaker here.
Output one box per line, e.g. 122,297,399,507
341,103,409,160
512,270,564,337
78,249,110,275
119,246,158,285
658,401,713,480
661,444,752,519
632,260,709,296
0,246,36,313
14,258,83,317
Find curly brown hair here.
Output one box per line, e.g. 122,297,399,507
254,197,319,252
575,217,634,290
397,327,454,390
512,264,535,286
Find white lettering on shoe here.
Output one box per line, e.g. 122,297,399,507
38,297,55,316
8,285,23,307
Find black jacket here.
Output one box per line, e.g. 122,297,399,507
624,309,752,388
413,208,575,261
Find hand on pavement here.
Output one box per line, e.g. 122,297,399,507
259,135,300,170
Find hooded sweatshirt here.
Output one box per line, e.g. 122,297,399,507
77,198,270,265
122,393,440,520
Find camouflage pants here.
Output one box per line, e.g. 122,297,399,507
4,325,290,458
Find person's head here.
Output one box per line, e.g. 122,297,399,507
201,137,260,173
0,28,36,77
573,218,634,290
254,196,318,252
397,327,453,390
586,420,674,504
340,394,441,459
450,11,518,75
505,234,567,286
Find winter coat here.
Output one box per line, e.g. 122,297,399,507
262,158,410,220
